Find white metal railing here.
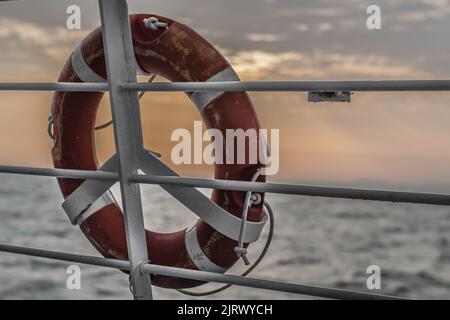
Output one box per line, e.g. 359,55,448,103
1,164,450,206
0,83,108,91
0,165,117,180
0,0,447,300
0,243,405,300
121,79,450,92
2,79,450,92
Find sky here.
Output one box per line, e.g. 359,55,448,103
1,0,450,192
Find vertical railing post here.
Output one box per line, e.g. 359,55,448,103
98,0,152,300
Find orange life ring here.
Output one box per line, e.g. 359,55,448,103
51,13,266,289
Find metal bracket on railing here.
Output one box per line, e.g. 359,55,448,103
129,261,152,299
234,169,263,265
308,91,352,103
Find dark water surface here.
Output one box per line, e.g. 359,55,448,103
1,174,450,299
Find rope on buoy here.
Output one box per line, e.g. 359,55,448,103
143,17,168,31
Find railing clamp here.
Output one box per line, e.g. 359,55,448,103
308,90,352,103
235,169,263,265
129,261,152,299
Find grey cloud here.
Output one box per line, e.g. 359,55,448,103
1,0,450,77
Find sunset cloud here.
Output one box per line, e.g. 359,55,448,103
1,0,450,189
0,16,427,82
0,18,84,47
226,50,428,80
245,33,287,42
398,0,450,22
0,18,86,80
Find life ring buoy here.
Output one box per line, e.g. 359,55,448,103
51,13,266,289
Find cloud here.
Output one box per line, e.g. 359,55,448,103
226,50,429,80
317,22,333,32
304,7,348,17
295,24,309,32
0,18,85,79
0,14,431,83
398,0,450,22
277,5,348,18
227,50,303,78
245,33,287,42
422,0,449,7
0,18,84,47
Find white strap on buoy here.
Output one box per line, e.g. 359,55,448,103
62,155,118,225
185,225,228,273
62,153,268,243
191,67,240,112
71,42,151,83
71,44,106,83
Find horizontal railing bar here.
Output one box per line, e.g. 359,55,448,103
121,80,450,92
0,243,125,270
145,265,406,300
0,165,118,181
131,174,450,206
0,164,448,205
0,82,108,92
0,243,407,300
1,80,450,93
